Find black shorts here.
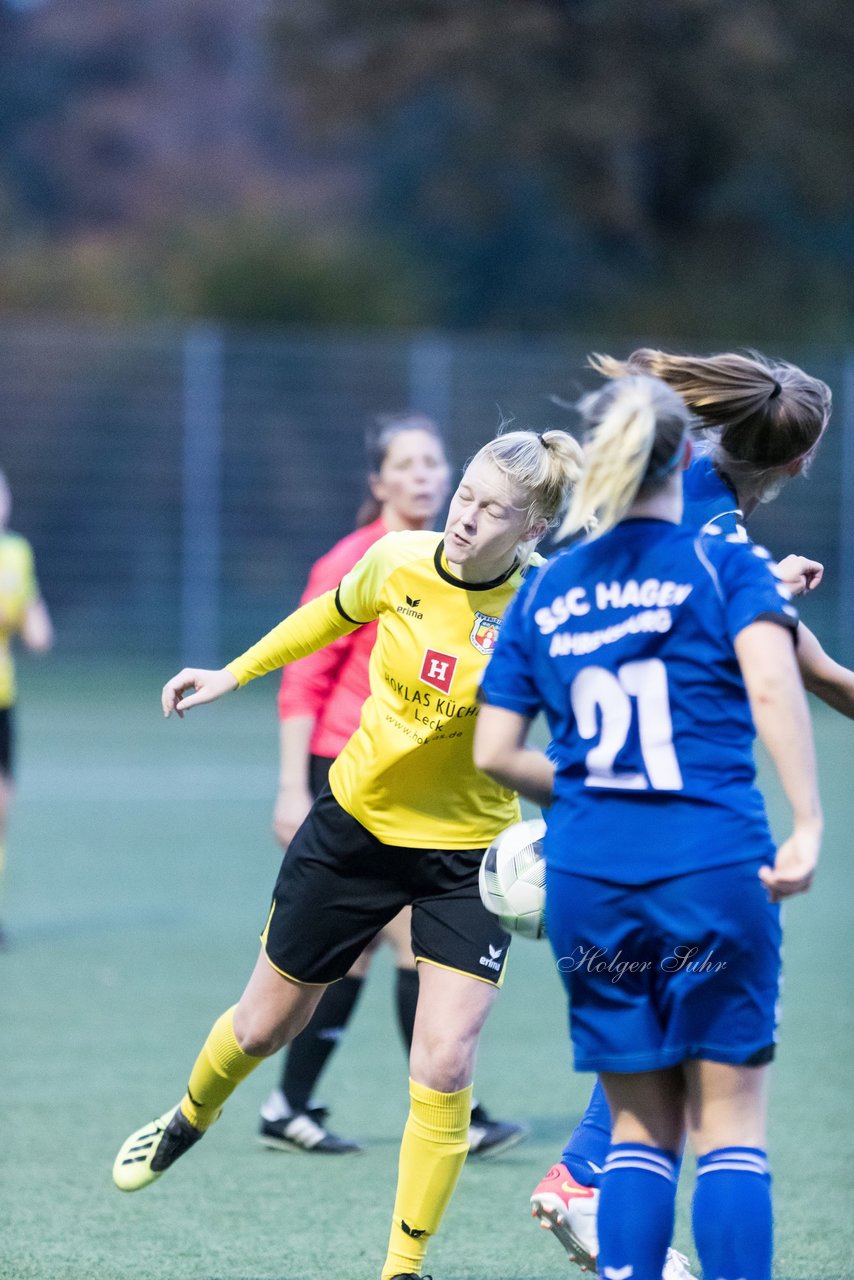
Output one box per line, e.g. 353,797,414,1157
309,754,334,799
0,707,13,778
262,786,511,987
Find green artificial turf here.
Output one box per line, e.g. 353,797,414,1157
2,663,852,1279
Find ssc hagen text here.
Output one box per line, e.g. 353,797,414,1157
534,578,694,635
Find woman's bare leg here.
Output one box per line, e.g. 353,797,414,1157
113,949,325,1191
596,1069,686,1280
684,1060,773,1280
381,963,498,1279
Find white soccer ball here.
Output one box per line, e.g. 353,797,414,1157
479,817,547,940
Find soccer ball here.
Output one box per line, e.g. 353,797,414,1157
479,817,547,940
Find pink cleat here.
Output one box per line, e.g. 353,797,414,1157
530,1162,698,1279
530,1162,599,1270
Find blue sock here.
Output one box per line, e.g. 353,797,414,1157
560,1079,612,1187
598,1143,677,1280
693,1147,772,1280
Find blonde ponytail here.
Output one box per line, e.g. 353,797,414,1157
560,376,689,541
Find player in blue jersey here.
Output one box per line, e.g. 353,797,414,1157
522,347,849,1279
475,372,822,1280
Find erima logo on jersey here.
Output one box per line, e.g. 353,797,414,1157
602,1267,634,1280
479,942,506,971
470,610,501,655
397,593,424,619
419,649,457,694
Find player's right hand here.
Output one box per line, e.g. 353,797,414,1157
161,667,238,718
776,554,824,596
272,784,313,849
758,820,822,902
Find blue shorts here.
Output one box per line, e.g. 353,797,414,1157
545,860,782,1073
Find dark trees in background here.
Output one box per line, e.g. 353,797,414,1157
0,0,852,338
271,0,854,337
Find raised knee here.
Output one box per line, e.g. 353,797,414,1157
232,1008,291,1058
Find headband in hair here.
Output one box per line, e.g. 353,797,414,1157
646,436,686,482
539,434,549,448
769,380,782,400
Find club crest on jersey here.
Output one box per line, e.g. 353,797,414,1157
419,649,457,694
469,611,501,655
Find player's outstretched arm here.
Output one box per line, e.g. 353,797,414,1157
162,667,238,718
22,597,54,652
735,620,822,903
474,704,554,809
796,622,854,721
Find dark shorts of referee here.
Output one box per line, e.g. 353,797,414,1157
261,784,511,988
0,707,13,779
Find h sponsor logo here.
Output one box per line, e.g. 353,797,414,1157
419,649,457,694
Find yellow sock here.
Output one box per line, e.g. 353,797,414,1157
180,1006,264,1131
381,1078,472,1280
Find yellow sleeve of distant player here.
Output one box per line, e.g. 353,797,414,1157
20,539,38,606
225,591,359,686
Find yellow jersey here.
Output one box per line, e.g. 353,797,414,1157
0,532,39,709
228,531,541,849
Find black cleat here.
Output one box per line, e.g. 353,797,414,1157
258,1110,364,1154
467,1103,530,1159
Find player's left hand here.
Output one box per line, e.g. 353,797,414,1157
776,554,824,596
759,821,821,902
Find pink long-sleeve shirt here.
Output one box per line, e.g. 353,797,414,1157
276,518,385,758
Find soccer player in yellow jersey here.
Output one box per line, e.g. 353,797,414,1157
113,428,583,1280
0,471,53,946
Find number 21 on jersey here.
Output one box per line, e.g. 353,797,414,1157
570,658,683,791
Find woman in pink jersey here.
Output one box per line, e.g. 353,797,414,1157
259,414,528,1157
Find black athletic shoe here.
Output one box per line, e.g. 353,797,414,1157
467,1103,530,1159
258,1111,364,1154
389,1274,433,1279
112,1105,208,1191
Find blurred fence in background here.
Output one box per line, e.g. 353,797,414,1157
1,321,852,667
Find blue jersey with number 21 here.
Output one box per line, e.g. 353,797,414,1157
479,518,798,884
